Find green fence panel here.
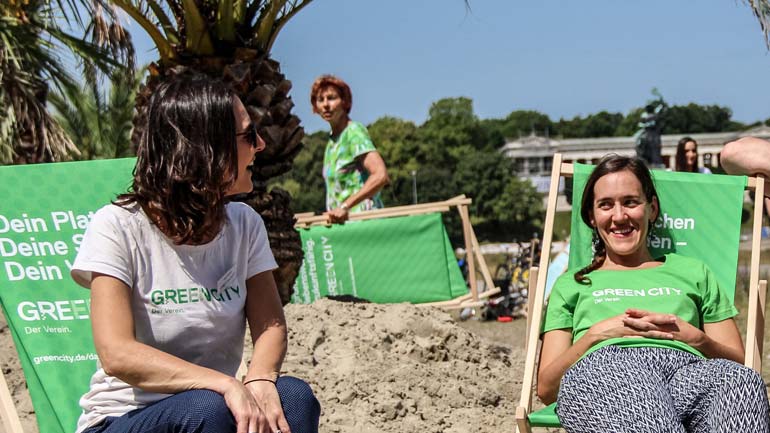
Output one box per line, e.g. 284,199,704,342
292,213,468,304
0,158,136,433
568,163,746,301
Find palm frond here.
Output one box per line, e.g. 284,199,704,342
147,0,181,44
743,0,770,48
50,66,140,160
180,0,214,54
110,0,176,61
265,0,312,52
0,4,103,163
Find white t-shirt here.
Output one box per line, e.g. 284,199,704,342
71,201,277,432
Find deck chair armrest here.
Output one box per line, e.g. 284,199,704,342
515,405,531,433
745,279,767,373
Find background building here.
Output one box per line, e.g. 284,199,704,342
502,124,770,191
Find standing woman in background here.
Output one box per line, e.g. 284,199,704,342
311,75,389,223
675,137,711,173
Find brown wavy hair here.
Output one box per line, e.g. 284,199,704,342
115,76,239,245
574,154,660,284
310,75,352,114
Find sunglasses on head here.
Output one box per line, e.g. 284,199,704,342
236,122,265,151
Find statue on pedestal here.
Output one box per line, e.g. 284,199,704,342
634,89,668,167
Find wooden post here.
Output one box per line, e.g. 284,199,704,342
755,280,767,374
470,229,496,291
516,153,564,424
525,267,539,349
515,406,531,433
458,204,478,302
746,176,765,372
0,368,24,433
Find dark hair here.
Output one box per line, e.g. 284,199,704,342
675,136,698,172
574,154,660,284
116,76,239,245
310,75,352,114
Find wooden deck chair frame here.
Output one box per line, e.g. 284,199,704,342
295,194,499,309
514,153,768,433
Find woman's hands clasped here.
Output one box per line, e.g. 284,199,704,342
622,308,706,347
586,309,705,346
224,378,290,433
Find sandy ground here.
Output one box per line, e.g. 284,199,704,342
1,299,558,433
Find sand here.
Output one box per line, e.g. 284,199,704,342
0,299,550,433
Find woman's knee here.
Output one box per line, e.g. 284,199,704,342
176,389,234,430
721,362,767,395
276,376,321,418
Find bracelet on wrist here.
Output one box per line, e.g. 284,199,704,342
340,203,350,211
243,378,277,386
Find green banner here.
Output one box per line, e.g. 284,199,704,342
0,158,136,433
568,163,746,301
292,213,468,304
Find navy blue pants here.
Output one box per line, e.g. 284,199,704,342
82,376,320,433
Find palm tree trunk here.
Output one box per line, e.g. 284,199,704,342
133,56,304,305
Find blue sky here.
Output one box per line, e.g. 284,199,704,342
130,0,770,134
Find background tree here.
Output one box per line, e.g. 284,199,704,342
0,0,130,164
482,110,553,141
662,104,745,134
614,107,645,136
109,0,313,303
50,67,141,160
368,116,420,204
555,111,624,138
270,130,326,213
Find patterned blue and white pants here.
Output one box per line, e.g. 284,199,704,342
556,346,770,432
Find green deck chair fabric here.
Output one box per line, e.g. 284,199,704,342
528,163,747,428
0,158,135,433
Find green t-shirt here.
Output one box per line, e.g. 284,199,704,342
323,121,384,212
543,253,738,359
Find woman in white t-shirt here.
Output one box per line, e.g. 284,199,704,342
71,77,319,433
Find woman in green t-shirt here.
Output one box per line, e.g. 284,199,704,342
310,75,389,223
539,154,769,432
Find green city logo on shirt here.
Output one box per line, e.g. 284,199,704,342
592,287,682,304
150,286,242,306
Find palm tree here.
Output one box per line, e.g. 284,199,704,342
0,0,132,164
745,0,770,47
108,1,311,303
50,67,141,160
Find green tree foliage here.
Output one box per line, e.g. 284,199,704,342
271,131,326,213
449,147,542,241
0,0,131,163
556,111,625,138
50,68,141,160
615,107,645,136
497,110,554,140
368,116,420,204
661,104,745,134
